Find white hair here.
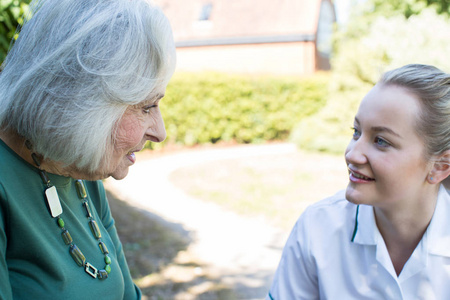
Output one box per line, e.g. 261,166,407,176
0,0,176,172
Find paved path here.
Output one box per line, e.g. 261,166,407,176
105,143,298,299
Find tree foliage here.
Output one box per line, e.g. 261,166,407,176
291,0,450,154
368,0,450,18
0,0,30,64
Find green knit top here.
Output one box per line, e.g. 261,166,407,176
0,139,141,299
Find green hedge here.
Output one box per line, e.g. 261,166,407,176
150,72,330,149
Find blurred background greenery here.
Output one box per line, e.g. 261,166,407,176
1,0,449,155
0,0,30,62
3,1,450,298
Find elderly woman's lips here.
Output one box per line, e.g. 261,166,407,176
126,152,136,164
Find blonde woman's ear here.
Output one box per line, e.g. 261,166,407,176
430,150,450,185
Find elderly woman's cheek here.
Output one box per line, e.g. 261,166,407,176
115,115,145,151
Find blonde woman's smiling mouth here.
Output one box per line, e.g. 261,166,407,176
348,168,375,183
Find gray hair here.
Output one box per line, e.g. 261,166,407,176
0,0,176,172
379,64,450,158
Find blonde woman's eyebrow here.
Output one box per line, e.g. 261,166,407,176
371,126,402,138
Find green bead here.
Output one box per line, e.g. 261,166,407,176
75,180,87,199
105,264,111,274
57,217,65,228
104,255,111,265
89,220,102,239
69,244,86,267
61,230,73,245
98,242,109,254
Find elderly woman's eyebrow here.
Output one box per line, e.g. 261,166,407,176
147,93,164,102
140,93,164,106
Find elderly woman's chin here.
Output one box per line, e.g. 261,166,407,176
88,158,131,180
106,153,138,180
69,156,134,181
110,164,131,180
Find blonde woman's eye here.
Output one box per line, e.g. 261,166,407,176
351,127,361,139
375,137,390,148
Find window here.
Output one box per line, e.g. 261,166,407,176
199,3,213,21
316,0,335,58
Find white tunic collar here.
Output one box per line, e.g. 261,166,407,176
426,185,450,257
351,184,450,257
350,185,450,281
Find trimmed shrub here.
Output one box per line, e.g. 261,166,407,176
149,72,330,149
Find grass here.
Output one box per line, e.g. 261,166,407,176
107,190,239,299
107,145,350,298
107,192,188,277
169,149,349,230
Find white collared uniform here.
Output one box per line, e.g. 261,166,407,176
267,186,450,300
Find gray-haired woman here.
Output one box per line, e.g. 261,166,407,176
0,0,175,298
268,64,450,299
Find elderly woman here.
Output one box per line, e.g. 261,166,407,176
268,64,450,299
0,0,175,298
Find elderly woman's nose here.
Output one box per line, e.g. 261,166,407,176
146,110,166,143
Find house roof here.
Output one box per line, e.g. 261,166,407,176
155,0,327,44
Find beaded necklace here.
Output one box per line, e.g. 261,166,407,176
28,147,111,280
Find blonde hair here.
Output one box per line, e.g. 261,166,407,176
379,64,450,158
0,0,176,172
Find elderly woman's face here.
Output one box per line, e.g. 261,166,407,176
107,92,166,180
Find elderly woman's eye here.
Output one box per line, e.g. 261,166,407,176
143,105,156,114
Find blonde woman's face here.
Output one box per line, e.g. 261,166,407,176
344,84,432,210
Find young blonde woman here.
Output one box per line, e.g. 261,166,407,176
268,64,450,299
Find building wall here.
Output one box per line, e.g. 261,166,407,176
175,42,317,75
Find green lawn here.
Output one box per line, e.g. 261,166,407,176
169,150,349,230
